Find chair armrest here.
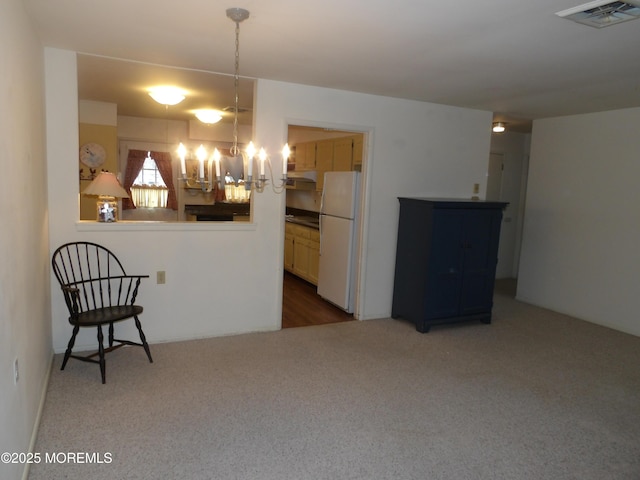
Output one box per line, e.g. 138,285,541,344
61,285,81,316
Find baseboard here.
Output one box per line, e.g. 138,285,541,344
21,352,53,480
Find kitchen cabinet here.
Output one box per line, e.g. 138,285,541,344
391,198,507,333
308,229,320,285
333,137,353,171
285,223,320,286
315,137,354,191
315,139,334,192
291,135,363,191
352,136,363,168
294,141,316,171
284,223,295,271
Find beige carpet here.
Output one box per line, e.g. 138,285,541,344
29,285,640,479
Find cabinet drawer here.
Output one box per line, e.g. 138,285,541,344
294,225,312,239
310,230,320,242
296,237,312,248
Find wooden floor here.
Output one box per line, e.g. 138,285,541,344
282,271,354,328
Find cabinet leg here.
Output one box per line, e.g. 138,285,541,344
416,323,431,333
480,316,492,325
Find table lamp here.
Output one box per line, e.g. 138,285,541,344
82,172,130,222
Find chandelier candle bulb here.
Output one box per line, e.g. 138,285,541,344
178,143,187,176
246,142,256,178
259,148,267,176
207,157,213,188
213,148,221,180
196,145,206,179
282,144,290,176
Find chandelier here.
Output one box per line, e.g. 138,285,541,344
177,7,289,194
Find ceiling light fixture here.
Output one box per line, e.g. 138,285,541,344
176,7,289,195
194,109,223,124
148,86,186,106
492,122,506,133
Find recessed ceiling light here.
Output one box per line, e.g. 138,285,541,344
556,0,640,28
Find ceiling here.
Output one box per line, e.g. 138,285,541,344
23,0,640,133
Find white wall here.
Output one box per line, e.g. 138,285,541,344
46,50,283,353
45,49,493,353
0,2,52,480
518,107,640,336
254,80,493,320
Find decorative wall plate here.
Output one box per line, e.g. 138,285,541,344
79,142,106,168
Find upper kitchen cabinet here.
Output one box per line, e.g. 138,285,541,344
333,137,354,171
315,136,358,191
294,141,317,171
287,126,364,191
315,139,334,192
352,135,363,169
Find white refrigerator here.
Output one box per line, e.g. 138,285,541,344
317,171,360,313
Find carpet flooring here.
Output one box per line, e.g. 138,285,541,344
28,284,640,479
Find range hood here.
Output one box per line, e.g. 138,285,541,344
287,171,317,182
286,170,317,190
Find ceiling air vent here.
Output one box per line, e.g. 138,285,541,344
556,0,640,28
222,106,251,113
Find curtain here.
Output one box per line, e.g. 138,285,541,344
122,149,177,210
152,151,178,210
122,149,147,210
130,185,168,208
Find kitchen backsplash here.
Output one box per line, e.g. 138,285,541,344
285,188,321,213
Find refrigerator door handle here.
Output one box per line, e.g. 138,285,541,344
319,215,324,256
319,179,326,215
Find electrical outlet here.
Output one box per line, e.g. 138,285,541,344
473,183,480,194
13,358,19,384
157,271,166,284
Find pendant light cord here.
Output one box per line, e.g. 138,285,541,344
230,18,241,157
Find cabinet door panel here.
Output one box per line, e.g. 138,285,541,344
315,140,334,191
333,137,353,171
459,210,502,314
284,234,294,271
293,237,311,278
424,210,464,319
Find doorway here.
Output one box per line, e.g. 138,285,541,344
282,125,366,328
282,272,353,328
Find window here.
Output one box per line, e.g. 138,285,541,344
130,152,168,208
134,152,166,187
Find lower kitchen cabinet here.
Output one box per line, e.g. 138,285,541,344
284,223,320,286
284,224,295,271
308,229,320,285
391,197,507,333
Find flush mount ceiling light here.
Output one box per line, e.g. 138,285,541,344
556,0,640,28
194,109,223,124
148,86,186,106
492,122,506,133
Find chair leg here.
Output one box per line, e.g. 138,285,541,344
61,325,80,370
134,315,153,363
108,322,114,347
97,325,106,384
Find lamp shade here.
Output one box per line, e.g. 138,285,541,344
82,172,130,198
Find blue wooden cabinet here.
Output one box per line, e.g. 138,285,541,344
391,198,507,333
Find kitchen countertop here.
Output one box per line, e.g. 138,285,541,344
285,215,319,229
285,208,319,229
